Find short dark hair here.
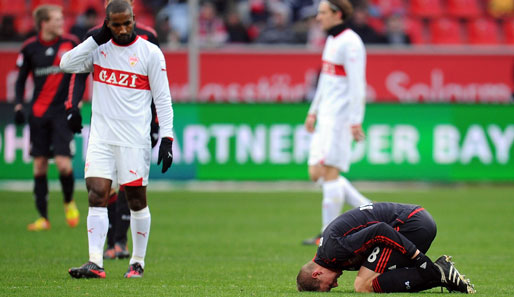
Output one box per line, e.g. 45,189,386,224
296,261,321,292
105,0,133,20
326,0,353,22
33,5,62,31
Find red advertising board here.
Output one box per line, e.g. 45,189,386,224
1,48,512,103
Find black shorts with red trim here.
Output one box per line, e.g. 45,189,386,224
362,209,437,273
29,114,73,157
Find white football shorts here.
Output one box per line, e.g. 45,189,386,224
308,118,351,172
84,141,150,187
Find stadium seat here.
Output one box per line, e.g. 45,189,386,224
429,18,463,44
14,13,34,35
135,12,156,30
0,0,28,16
409,0,444,18
447,0,483,19
503,18,514,44
368,17,385,34
405,17,426,44
31,0,66,10
467,18,500,44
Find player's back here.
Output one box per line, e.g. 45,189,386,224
326,202,421,237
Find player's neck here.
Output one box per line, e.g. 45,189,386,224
327,23,346,37
40,31,59,43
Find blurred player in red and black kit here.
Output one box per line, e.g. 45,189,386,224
65,0,160,260
14,4,80,231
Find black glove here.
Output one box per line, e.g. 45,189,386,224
14,109,25,125
150,121,160,148
157,137,173,173
92,20,112,45
66,107,83,134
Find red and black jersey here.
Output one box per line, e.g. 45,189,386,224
15,33,79,118
314,202,425,271
68,22,159,108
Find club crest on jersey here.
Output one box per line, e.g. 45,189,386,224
45,47,54,56
129,55,139,67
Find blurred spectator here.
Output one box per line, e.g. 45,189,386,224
348,5,385,44
382,13,411,45
287,0,316,22
157,0,189,43
0,15,23,42
225,10,251,43
292,4,325,47
256,2,299,44
249,0,269,24
488,0,514,17
154,14,181,46
69,7,99,40
198,1,228,46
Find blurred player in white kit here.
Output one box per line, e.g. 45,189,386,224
303,0,371,245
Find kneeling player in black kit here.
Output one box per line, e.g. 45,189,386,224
297,202,475,293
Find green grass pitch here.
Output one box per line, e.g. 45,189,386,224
1,185,513,296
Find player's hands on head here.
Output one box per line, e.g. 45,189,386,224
150,121,160,148
14,107,25,125
157,137,173,173
93,19,113,45
66,107,83,134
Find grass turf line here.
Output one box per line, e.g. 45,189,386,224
0,186,513,296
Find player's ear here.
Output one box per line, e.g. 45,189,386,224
312,270,322,278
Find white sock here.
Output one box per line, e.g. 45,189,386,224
87,207,109,268
322,179,344,231
339,176,371,207
130,206,151,268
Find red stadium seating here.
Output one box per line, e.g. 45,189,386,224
503,18,514,44
467,18,500,44
409,0,444,18
405,17,426,44
31,0,66,10
430,18,463,44
14,13,34,35
0,0,28,15
447,0,483,19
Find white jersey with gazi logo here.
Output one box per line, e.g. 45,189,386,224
308,28,366,125
60,36,174,148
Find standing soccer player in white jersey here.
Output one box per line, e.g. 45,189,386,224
302,0,371,245
60,0,174,278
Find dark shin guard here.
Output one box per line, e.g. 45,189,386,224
114,188,130,245
34,175,48,219
372,267,440,293
59,173,74,203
